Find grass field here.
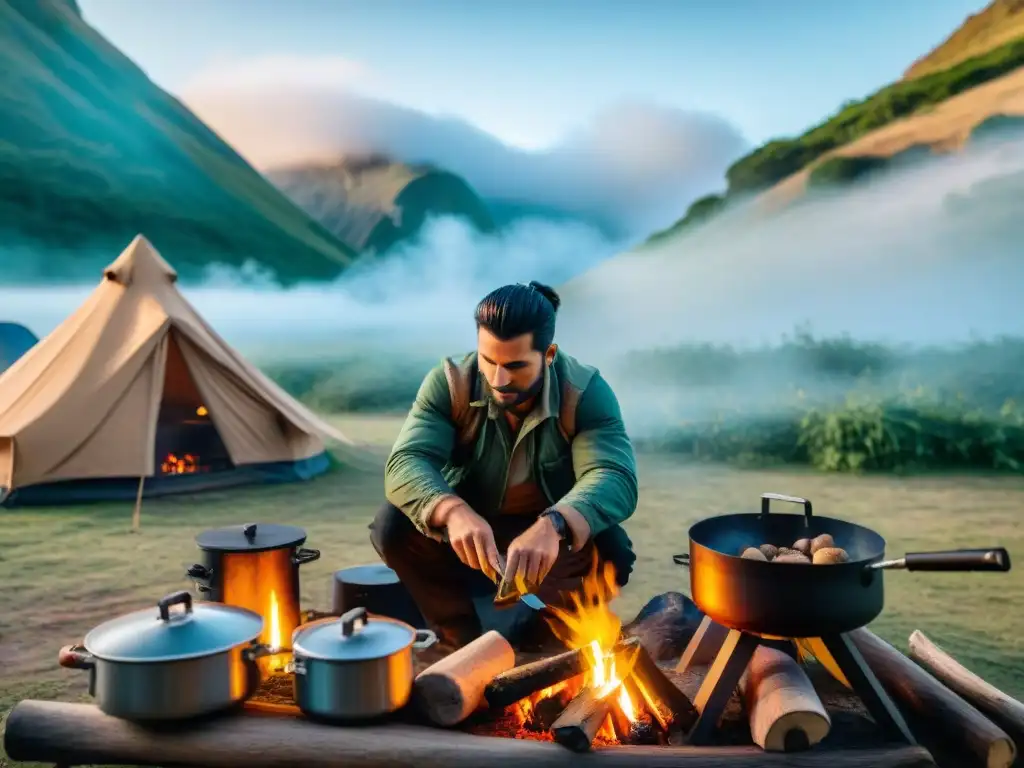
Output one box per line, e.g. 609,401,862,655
2,413,1023,767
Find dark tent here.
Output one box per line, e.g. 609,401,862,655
0,322,38,374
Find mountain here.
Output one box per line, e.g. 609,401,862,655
646,1,1024,243
0,0,357,284
268,155,496,256
904,0,1024,80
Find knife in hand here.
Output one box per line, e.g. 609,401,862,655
493,554,547,611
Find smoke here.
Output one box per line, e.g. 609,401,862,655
178,56,749,237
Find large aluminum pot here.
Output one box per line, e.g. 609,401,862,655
58,590,273,721
290,606,436,720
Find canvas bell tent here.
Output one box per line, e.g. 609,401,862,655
0,322,39,374
0,235,355,506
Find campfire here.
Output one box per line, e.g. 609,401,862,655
161,452,200,475
481,558,687,750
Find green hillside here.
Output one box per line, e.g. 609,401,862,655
647,6,1024,244
0,0,357,283
269,155,496,256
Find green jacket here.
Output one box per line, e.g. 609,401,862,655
384,350,639,541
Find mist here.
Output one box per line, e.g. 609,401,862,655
2,130,1023,438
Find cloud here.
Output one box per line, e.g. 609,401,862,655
179,55,749,237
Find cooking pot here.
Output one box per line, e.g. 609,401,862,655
673,492,1011,637
57,590,273,721
186,522,320,651
289,606,436,720
330,563,425,628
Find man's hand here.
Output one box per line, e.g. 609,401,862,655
444,502,502,580
505,516,561,594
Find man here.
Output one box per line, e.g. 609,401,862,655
370,281,638,648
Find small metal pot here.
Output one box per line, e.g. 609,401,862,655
290,606,436,720
58,590,273,721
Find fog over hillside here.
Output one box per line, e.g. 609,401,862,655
2,130,1022,435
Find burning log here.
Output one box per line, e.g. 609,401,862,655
848,628,1016,768
413,630,516,727
550,685,617,752
630,642,697,731
549,641,641,752
484,647,589,711
908,630,1024,754
739,645,831,752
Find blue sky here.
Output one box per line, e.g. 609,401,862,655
78,0,988,150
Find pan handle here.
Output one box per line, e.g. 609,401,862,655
672,553,690,567
761,493,813,525
870,548,1011,572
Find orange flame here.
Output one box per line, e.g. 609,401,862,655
542,556,639,734
268,590,283,650
161,452,198,475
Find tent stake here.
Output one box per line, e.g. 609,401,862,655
131,476,145,532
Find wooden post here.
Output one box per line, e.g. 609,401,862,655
130,475,145,532
908,630,1024,750
848,628,1016,768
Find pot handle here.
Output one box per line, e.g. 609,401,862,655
672,553,690,567
413,629,438,649
292,548,321,566
242,643,278,663
58,645,95,671
341,606,368,638
903,548,1011,572
158,590,193,621
761,493,813,525
243,523,258,541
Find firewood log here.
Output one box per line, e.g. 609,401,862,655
849,628,1016,768
483,647,588,710
2,699,939,767
413,630,515,726
908,630,1024,750
550,685,616,752
739,645,831,752
630,644,697,731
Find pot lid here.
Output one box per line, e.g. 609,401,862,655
333,564,400,586
292,607,413,661
84,591,263,662
196,522,307,552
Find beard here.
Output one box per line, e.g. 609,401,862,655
488,372,545,411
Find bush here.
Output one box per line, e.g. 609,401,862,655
647,398,1024,473
262,335,1024,474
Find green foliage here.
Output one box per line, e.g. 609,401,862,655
807,155,895,189
726,37,1024,196
0,0,356,283
646,194,727,243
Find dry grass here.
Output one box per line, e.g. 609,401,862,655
2,414,1023,767
758,66,1024,213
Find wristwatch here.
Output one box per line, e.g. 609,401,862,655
540,508,571,550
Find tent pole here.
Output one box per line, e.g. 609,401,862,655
131,476,145,532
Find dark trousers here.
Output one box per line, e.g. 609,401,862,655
369,501,635,646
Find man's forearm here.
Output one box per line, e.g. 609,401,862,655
384,450,455,538
556,466,638,543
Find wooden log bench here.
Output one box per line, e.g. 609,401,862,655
2,699,937,768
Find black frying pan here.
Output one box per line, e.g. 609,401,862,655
673,492,1011,638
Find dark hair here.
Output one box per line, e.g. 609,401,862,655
474,281,561,351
